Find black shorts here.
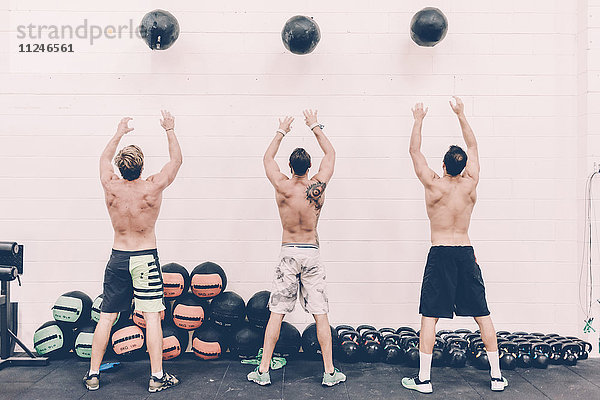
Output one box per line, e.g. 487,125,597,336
419,246,490,319
101,249,165,314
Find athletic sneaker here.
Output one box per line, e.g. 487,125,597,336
402,375,433,394
148,372,180,393
247,366,271,386
322,368,346,387
83,372,100,391
491,376,508,391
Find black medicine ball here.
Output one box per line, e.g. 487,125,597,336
162,324,189,360
190,262,227,299
274,321,301,358
210,291,246,327
246,290,271,329
410,7,448,47
230,323,264,359
74,323,96,359
161,263,190,299
281,15,321,55
192,323,228,360
139,9,180,50
301,323,335,359
52,290,92,327
33,320,74,358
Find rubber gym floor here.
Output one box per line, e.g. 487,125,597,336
0,355,598,400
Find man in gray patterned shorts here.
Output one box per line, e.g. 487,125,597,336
247,110,346,387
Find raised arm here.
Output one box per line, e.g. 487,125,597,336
100,117,133,187
304,109,335,184
450,96,479,182
147,110,183,190
263,116,293,188
409,103,437,186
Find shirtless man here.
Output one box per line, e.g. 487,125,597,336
247,110,346,387
402,97,507,394
84,111,182,393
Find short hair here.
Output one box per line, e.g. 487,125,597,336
443,145,467,176
114,145,144,181
289,148,311,176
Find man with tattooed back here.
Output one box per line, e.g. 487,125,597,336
247,110,346,387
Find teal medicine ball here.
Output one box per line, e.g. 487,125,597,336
52,290,92,327
74,323,96,359
91,294,125,326
33,320,74,358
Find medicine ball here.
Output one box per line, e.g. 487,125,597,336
230,323,264,359
139,9,180,50
74,323,96,359
91,294,125,326
190,262,227,299
210,291,246,327
52,290,92,327
281,15,321,55
161,263,190,299
111,321,146,359
410,7,448,47
274,322,301,358
246,290,271,329
162,324,188,361
33,320,74,358
192,323,228,360
172,293,208,330
132,308,168,329
301,323,335,360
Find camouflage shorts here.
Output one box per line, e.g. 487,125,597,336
268,243,329,315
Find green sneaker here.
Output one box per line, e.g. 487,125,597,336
402,375,433,394
247,366,271,386
322,368,346,387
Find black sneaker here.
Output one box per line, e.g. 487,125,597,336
402,375,433,394
491,376,508,391
148,372,180,393
83,372,100,391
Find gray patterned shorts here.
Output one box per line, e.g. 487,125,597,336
268,244,329,315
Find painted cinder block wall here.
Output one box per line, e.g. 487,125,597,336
1,0,597,349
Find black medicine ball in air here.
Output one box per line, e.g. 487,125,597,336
274,321,301,358
190,262,227,299
52,290,92,327
33,320,74,358
161,263,190,299
162,324,189,360
210,291,246,327
74,323,96,359
139,9,180,50
282,15,321,55
246,290,271,329
230,323,264,359
410,7,448,47
192,323,228,360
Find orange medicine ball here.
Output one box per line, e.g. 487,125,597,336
172,293,208,330
190,262,227,299
111,322,145,356
192,323,227,360
132,309,166,329
161,263,190,299
162,325,189,360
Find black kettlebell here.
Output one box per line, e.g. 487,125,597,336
361,330,383,363
337,330,361,363
549,342,563,365
432,337,446,367
404,337,420,367
499,342,518,370
531,343,551,369
517,342,533,368
445,338,468,368
472,342,489,370
382,334,402,364
561,343,580,366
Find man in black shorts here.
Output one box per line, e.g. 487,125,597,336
85,111,182,393
402,98,507,393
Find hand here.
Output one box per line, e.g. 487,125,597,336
117,117,134,136
411,103,428,121
278,116,294,133
303,109,318,127
160,110,175,131
449,96,465,116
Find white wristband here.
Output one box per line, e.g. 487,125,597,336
309,122,321,130
276,128,287,136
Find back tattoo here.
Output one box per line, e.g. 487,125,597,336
306,181,326,210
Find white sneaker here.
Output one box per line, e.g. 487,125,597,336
491,376,508,391
402,375,433,394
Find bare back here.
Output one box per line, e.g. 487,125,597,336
274,177,326,245
103,179,163,250
425,175,477,246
